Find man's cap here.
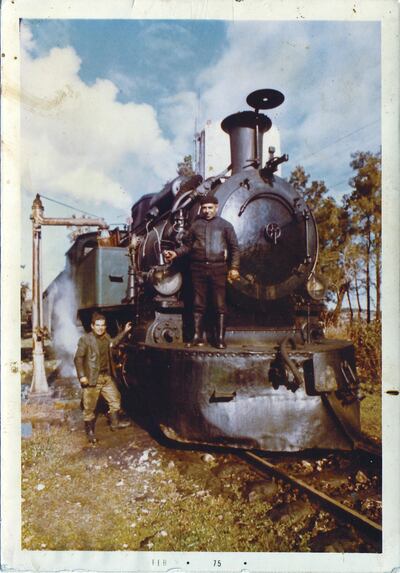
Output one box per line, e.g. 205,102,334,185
199,194,218,205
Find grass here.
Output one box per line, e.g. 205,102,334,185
21,419,370,552
326,319,382,442
360,393,382,442
21,422,273,551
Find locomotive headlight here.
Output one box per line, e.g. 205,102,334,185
149,265,182,296
306,273,326,301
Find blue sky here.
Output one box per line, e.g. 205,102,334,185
20,19,381,288
25,19,228,110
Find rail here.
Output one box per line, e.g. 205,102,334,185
240,450,382,543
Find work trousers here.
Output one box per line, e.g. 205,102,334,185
191,262,227,314
82,373,121,422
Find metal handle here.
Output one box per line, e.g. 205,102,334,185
303,209,312,264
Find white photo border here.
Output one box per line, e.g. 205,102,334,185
1,0,399,571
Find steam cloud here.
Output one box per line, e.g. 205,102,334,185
45,274,81,377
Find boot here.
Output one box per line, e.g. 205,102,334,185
109,412,130,431
84,420,97,444
215,314,227,349
190,312,205,346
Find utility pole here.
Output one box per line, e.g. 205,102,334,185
29,194,108,396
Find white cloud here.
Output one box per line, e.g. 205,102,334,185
21,24,178,213
196,22,313,122
159,90,199,158
106,70,138,99
20,22,187,287
20,21,36,53
190,21,380,187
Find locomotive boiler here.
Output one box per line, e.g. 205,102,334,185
48,89,363,452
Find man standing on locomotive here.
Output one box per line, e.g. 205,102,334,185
74,312,132,444
164,194,240,349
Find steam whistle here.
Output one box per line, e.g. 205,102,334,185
259,146,289,182
263,153,289,174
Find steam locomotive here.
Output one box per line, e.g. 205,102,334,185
45,89,363,452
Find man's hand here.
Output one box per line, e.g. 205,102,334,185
227,269,240,283
80,376,89,387
124,321,133,334
163,250,177,262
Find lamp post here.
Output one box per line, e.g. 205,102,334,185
29,194,108,396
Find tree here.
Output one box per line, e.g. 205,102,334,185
289,167,351,323
342,241,365,319
177,155,195,177
21,281,30,304
21,282,32,326
344,151,381,322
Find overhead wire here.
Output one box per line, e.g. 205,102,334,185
39,194,128,226
40,119,379,206
329,174,355,191
298,119,380,164
40,194,103,219
288,118,380,194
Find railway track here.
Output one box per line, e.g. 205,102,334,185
239,449,382,545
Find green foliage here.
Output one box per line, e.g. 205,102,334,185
21,282,30,304
347,151,381,222
177,155,195,177
327,319,381,392
344,151,382,321
326,318,381,441
289,150,381,325
289,166,350,312
348,319,381,391
360,393,382,442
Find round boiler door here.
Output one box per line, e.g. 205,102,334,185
220,183,317,300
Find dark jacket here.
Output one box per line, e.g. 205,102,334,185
74,330,126,387
175,216,240,269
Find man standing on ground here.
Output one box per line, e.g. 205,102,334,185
164,194,240,349
74,312,131,444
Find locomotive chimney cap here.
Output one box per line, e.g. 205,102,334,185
221,111,271,134
246,89,285,110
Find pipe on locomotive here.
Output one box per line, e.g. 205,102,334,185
279,335,304,391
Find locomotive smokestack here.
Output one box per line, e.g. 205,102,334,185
221,89,285,175
221,111,271,174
